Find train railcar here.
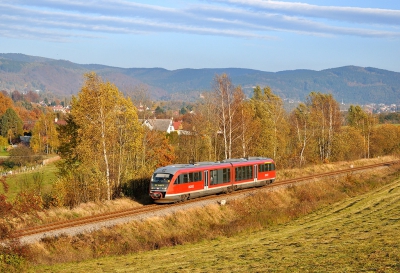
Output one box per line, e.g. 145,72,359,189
149,157,275,204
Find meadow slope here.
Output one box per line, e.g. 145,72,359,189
36,173,400,272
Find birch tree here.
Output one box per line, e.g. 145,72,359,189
347,105,376,158
213,74,243,160
232,100,260,158
307,92,341,162
30,112,59,154
289,103,312,167
60,72,143,201
251,86,289,160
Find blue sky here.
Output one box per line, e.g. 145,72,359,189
1,0,400,72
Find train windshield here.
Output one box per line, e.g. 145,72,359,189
150,173,173,191
151,173,173,183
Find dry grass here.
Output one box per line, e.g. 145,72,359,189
277,155,398,180
8,198,143,230
24,158,400,272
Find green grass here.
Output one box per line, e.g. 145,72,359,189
34,177,400,272
0,147,9,156
0,162,58,201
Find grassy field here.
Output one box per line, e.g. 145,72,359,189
0,147,9,156
33,169,400,272
0,162,58,201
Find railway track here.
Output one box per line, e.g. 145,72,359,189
10,160,399,242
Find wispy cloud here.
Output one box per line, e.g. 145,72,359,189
1,0,399,42
215,0,400,26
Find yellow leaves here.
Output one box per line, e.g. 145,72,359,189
62,72,143,201
370,124,400,156
250,85,289,159
0,93,13,116
31,112,59,154
333,127,364,161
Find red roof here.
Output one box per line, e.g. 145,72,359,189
173,121,182,130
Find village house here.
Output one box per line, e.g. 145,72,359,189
141,118,186,135
141,118,175,134
52,105,70,114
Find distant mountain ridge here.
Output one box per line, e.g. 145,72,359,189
1,53,399,105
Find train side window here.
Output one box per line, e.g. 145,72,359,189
188,173,194,182
210,170,217,185
183,174,190,183
235,166,252,181
175,173,191,184
175,174,182,184
217,169,223,184
192,171,202,182
223,168,230,183
235,167,241,181
246,166,252,179
210,169,230,184
259,163,274,173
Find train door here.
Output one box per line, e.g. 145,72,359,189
204,170,209,190
253,165,258,182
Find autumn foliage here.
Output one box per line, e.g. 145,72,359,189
1,72,400,209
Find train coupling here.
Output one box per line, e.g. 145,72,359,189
150,191,163,200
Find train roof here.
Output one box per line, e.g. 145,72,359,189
153,157,274,175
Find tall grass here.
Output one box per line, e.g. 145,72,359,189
26,160,400,267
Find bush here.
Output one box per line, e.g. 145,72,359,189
122,177,152,204
0,241,30,272
42,192,61,209
0,220,12,240
0,195,13,218
7,145,42,167
13,191,43,214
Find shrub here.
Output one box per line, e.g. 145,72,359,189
0,240,30,272
0,195,13,218
7,145,42,167
13,191,43,214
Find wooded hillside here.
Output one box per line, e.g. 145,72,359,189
1,53,400,104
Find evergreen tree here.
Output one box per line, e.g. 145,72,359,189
0,108,23,144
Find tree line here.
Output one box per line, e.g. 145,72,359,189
173,73,398,167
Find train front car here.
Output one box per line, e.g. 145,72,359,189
149,167,174,202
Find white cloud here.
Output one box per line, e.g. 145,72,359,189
1,0,399,42
214,0,400,25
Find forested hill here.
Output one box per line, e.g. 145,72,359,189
1,53,400,104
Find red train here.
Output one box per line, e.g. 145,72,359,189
149,157,276,203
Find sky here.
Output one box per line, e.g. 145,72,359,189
1,0,400,72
